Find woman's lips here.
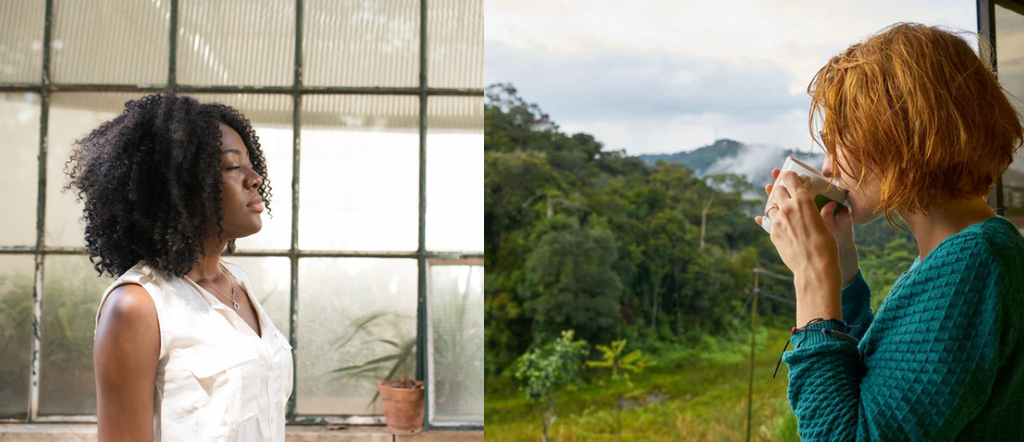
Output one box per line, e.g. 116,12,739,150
248,201,264,212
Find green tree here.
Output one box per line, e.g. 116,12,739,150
514,330,590,442
521,215,622,345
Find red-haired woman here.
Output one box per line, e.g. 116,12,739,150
757,23,1024,440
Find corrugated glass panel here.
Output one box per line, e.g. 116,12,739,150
0,256,34,419
0,0,46,83
428,264,483,424
178,0,294,86
299,95,419,252
0,92,41,247
51,0,169,84
427,0,483,89
426,96,483,252
296,258,417,415
304,0,419,87
191,94,293,252
37,254,116,415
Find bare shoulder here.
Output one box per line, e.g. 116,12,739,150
97,283,157,329
95,284,160,360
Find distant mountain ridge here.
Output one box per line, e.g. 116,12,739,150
638,139,825,188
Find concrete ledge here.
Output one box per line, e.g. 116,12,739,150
0,424,483,441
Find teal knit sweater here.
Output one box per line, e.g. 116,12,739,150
781,216,1024,441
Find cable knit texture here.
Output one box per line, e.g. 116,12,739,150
781,216,1024,441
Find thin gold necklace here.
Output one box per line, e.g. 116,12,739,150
197,265,240,310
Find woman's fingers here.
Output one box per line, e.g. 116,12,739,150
771,168,781,180
779,171,809,198
770,175,793,203
755,215,763,226
765,183,773,196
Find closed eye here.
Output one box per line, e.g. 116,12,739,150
226,166,241,170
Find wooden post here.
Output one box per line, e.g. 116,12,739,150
746,268,759,442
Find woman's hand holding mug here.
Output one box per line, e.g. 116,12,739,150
756,168,860,287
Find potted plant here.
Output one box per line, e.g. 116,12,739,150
330,312,421,434
378,375,425,435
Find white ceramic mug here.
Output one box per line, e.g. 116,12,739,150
762,156,848,234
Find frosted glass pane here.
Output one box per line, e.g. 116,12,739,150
47,93,141,248
296,258,417,415
190,94,294,251
428,264,483,423
51,0,169,84
426,97,483,252
299,95,419,252
178,0,294,86
0,0,45,83
304,0,420,87
38,254,116,415
0,93,40,247
223,257,291,340
0,256,34,419
427,0,483,89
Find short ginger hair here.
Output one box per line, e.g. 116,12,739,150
808,22,1023,227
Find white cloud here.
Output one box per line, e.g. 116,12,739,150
485,0,979,154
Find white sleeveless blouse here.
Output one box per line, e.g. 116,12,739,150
95,259,293,442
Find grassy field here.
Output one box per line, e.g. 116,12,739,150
485,327,801,442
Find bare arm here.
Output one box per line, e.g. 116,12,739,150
94,284,160,442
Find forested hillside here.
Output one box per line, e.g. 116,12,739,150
484,83,917,376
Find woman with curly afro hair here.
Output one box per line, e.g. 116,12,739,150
67,92,292,441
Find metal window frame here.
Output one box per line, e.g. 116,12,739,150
0,0,484,431
979,0,1020,217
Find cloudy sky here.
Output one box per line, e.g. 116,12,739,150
484,0,978,155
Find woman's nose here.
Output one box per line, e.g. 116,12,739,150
821,158,833,179
247,170,263,190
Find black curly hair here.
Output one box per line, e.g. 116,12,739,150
65,91,272,278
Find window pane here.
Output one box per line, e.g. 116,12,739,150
38,254,116,415
0,92,40,247
299,95,419,252
427,0,483,89
996,4,1024,221
178,0,294,86
296,258,417,415
304,0,420,87
47,92,142,248
223,257,291,340
190,94,294,252
0,256,34,419
0,0,45,83
426,96,483,252
428,264,483,423
51,0,170,84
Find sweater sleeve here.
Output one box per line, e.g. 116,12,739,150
781,250,1000,441
840,268,873,342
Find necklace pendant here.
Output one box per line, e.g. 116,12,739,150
232,300,240,310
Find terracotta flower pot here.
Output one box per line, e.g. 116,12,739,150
379,377,425,436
